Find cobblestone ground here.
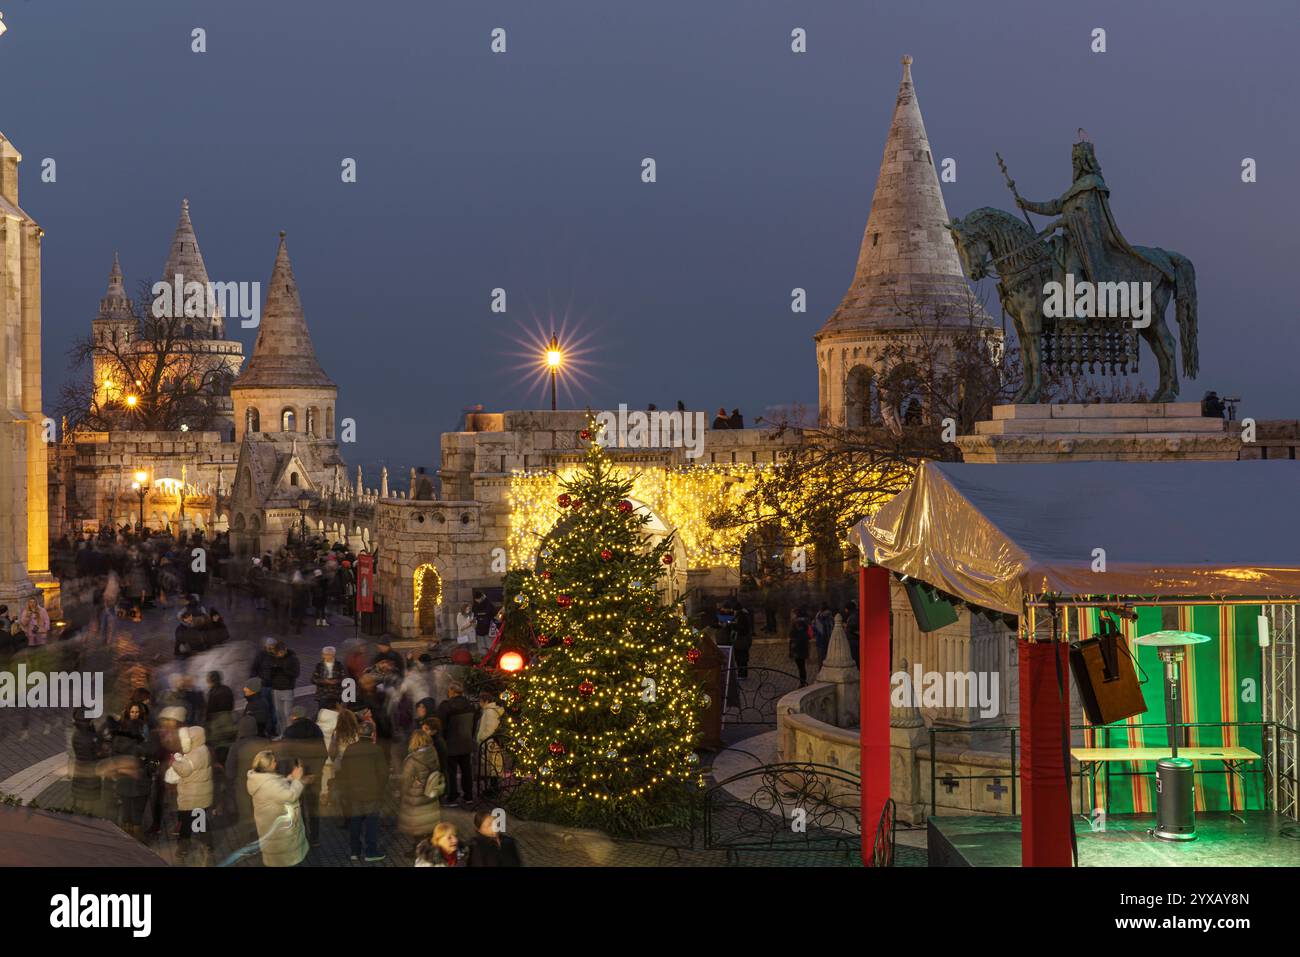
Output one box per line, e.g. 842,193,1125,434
7,597,927,867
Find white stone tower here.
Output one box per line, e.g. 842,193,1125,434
231,233,338,443
0,131,56,614
815,56,993,428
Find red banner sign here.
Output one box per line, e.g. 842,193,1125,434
356,552,375,614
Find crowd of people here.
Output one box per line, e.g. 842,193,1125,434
42,526,522,868
64,628,520,868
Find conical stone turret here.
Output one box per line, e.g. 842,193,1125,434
814,57,995,428
817,56,988,338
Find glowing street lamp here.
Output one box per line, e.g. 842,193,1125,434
125,394,139,409
131,470,149,532
545,332,563,411
297,492,312,542
499,651,525,673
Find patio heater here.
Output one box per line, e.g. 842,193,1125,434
1134,630,1212,841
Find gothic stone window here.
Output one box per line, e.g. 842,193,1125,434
281,408,296,432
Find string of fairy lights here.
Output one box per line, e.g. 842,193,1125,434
508,457,900,572
509,463,775,570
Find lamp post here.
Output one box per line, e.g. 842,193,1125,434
297,492,311,543
131,470,148,533
545,332,562,412
178,465,188,533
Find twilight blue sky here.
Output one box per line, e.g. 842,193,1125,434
1,0,1296,476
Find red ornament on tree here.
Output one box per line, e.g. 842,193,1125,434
557,493,572,508
536,634,551,646
578,679,595,697
600,549,613,562
571,499,583,510
548,741,566,756
541,570,552,580
557,594,573,608
662,553,674,565
687,648,701,663
618,500,632,514
579,428,592,441
562,635,575,647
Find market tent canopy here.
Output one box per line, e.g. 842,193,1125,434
849,459,1300,616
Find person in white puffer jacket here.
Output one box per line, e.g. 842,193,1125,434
166,725,213,862
246,750,309,867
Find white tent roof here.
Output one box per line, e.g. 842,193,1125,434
850,459,1300,616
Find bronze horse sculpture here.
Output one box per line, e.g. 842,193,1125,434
947,207,1198,403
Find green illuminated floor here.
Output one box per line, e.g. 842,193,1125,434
928,812,1300,867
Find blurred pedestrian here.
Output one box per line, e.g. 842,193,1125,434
246,749,309,867
19,597,50,647
466,809,522,866
333,718,389,863
278,705,327,848
788,607,811,686
398,728,443,845
166,725,213,864
437,681,476,805
268,641,300,739
415,821,465,867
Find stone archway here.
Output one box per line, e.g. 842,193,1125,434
628,498,688,601
413,563,443,638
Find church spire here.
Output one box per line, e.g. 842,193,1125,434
161,197,223,329
162,198,213,291
98,251,133,320
817,55,989,339
234,232,334,389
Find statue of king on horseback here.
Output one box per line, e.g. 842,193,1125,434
947,134,1198,403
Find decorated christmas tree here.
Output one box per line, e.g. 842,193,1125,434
505,424,706,834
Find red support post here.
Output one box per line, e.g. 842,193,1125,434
859,563,891,865
1018,639,1074,866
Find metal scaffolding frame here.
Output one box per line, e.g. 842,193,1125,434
1263,604,1298,818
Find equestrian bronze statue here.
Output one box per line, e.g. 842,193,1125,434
947,138,1198,403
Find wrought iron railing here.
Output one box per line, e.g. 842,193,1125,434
703,762,862,863
719,665,801,728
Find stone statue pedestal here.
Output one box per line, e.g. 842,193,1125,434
957,402,1240,463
